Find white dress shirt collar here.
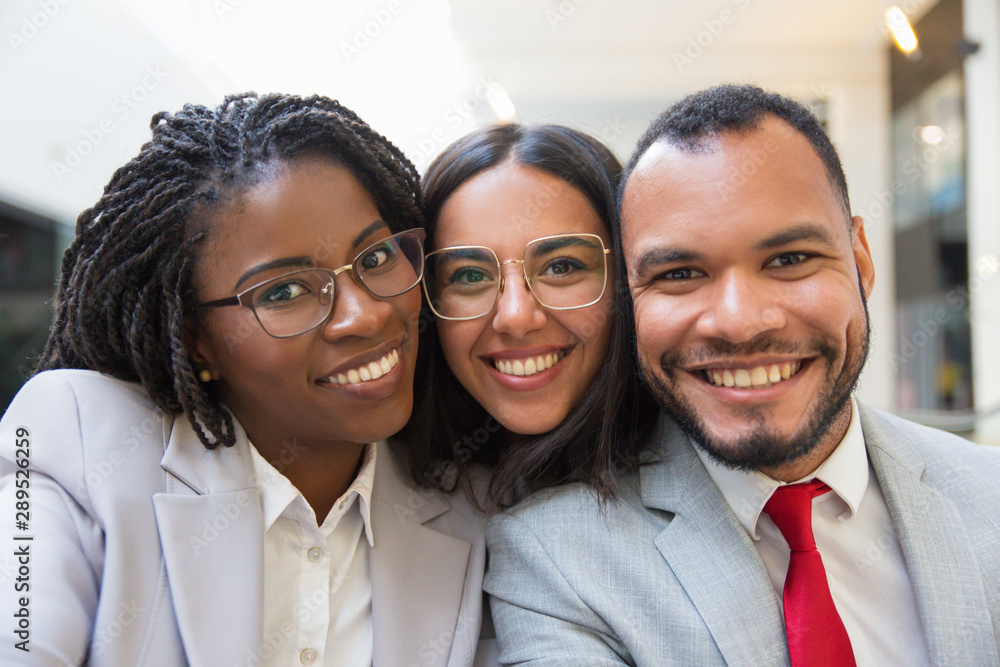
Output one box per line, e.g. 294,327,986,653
695,397,868,539
250,441,378,547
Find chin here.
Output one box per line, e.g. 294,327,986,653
494,411,566,437
356,405,412,443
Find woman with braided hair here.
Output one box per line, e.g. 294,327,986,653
0,93,494,666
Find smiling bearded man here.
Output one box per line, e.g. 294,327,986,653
624,109,875,482
483,84,1000,667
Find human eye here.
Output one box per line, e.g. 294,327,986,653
655,267,704,282
358,241,398,271
449,266,494,286
765,252,811,268
257,278,311,306
539,257,587,277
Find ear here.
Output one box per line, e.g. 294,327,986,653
183,315,221,380
851,215,875,297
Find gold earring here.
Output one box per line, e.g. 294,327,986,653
199,369,213,383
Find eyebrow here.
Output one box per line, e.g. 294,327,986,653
234,257,313,290
752,223,836,253
353,219,390,249
434,248,493,263
233,219,390,290
529,235,601,256
634,248,702,277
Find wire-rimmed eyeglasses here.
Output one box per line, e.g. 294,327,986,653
197,228,426,338
422,232,611,321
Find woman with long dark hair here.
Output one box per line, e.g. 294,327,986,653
406,124,657,508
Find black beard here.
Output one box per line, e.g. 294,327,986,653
640,295,871,473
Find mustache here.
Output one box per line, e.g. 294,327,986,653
660,336,838,368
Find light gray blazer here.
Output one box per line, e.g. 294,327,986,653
0,369,498,667
485,403,1000,666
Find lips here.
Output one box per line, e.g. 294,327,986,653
318,347,401,386
698,360,804,389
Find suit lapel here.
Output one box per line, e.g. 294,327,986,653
860,406,999,665
643,417,790,666
369,443,472,667
153,415,265,667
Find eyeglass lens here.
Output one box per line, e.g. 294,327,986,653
424,234,606,320
248,231,424,337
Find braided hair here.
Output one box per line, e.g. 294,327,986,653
35,92,423,449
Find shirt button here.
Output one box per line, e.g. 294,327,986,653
300,648,318,665
307,547,323,563
339,498,348,510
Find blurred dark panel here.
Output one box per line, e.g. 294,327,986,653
0,200,63,413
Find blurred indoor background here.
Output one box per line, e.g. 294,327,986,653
1,0,998,443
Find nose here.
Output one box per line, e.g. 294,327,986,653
321,271,393,341
491,264,548,338
695,270,786,343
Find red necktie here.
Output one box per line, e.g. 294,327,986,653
763,480,857,667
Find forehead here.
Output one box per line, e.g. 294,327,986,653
620,117,846,256
433,163,608,253
211,161,379,244
196,160,386,291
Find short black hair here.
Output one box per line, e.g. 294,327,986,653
35,92,423,450
622,83,851,221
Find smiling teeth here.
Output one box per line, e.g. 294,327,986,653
707,361,801,389
328,349,400,385
494,350,567,377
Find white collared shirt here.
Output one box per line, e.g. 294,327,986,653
696,398,932,666
250,441,378,667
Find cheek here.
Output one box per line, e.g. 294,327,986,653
552,305,612,383
561,302,612,350
395,289,422,327
632,297,680,357
436,320,484,379
206,311,295,373
787,280,861,336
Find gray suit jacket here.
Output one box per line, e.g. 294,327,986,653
0,369,497,666
485,403,1000,666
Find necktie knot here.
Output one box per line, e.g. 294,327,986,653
763,479,829,551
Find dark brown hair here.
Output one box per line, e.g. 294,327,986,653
35,92,423,449
405,124,658,509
